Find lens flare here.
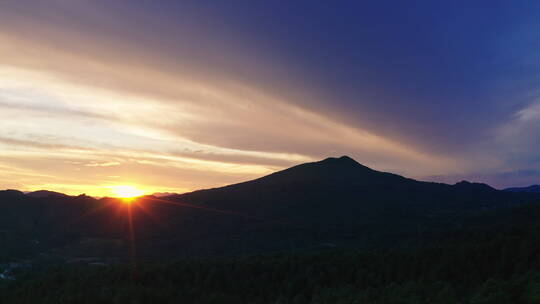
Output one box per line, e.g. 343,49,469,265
109,185,145,200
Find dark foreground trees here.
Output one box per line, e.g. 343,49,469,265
2,220,540,304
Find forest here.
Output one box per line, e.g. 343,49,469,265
2,205,540,304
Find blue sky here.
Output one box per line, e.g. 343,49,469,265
0,0,539,194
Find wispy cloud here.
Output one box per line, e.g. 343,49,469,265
83,162,121,167
1,1,539,193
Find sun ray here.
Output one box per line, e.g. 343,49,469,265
126,202,138,279
144,196,249,218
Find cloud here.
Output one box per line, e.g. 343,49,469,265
1,1,539,193
0,136,89,151
516,102,540,123
84,162,121,167
497,101,540,157
0,16,462,182
0,100,111,122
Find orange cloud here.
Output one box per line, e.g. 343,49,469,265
0,4,469,195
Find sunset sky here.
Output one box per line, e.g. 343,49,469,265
1,1,540,196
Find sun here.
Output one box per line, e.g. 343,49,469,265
109,185,145,201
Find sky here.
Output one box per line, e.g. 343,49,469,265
1,0,539,195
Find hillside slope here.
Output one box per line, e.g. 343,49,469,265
1,156,539,261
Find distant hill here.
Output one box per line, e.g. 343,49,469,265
151,192,178,197
0,189,26,197
505,184,540,193
1,156,539,262
26,190,69,198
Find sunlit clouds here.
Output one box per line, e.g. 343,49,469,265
1,1,540,193
0,60,455,194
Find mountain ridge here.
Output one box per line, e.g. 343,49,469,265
26,190,70,198
0,156,521,198
505,184,540,193
168,156,500,206
1,156,539,261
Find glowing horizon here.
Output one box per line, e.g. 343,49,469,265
109,185,146,199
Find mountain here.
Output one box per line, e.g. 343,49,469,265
1,156,539,262
0,189,26,197
151,192,178,197
453,180,496,192
170,156,507,216
162,156,536,253
26,190,69,198
505,184,540,193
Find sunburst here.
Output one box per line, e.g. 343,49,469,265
109,185,145,202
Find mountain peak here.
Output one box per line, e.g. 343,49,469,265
26,190,69,198
454,180,495,192
241,155,386,187
319,155,370,167
321,155,357,163
0,189,26,197
316,155,376,172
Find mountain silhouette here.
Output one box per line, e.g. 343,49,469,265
0,156,539,261
0,189,26,197
453,180,496,192
505,184,540,193
170,156,506,215
26,190,69,198
160,156,536,254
